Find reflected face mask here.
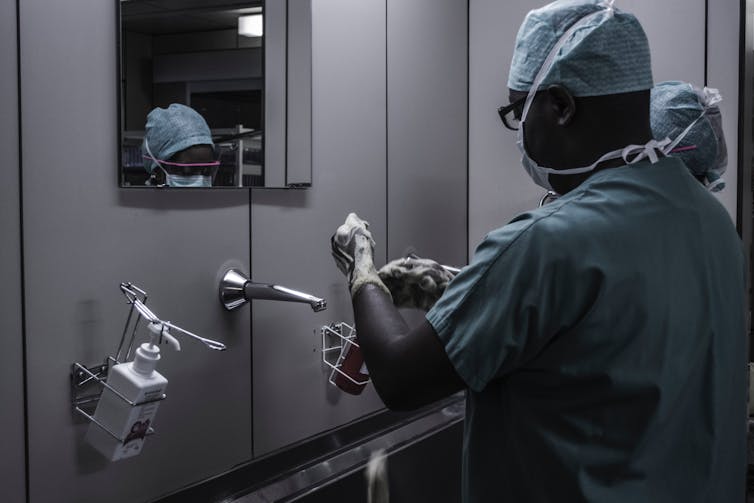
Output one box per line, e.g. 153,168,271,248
163,172,212,188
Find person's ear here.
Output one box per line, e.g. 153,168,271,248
547,85,576,126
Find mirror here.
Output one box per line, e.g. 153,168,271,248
118,0,311,189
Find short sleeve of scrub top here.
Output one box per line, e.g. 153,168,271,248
426,201,603,392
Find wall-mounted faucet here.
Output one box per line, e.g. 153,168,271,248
219,269,327,312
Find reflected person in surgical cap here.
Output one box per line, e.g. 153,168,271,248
650,81,728,192
141,103,220,188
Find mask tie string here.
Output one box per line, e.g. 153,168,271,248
622,138,670,165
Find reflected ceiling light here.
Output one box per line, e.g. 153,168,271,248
236,6,263,15
238,14,263,37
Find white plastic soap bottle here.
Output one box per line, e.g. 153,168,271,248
85,322,180,461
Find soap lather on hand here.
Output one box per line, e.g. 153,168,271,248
378,256,455,311
330,212,456,311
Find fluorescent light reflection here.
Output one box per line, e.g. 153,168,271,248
238,14,263,37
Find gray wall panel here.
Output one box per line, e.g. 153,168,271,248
0,0,26,501
468,0,543,253
20,0,252,501
619,0,706,85
387,0,468,269
251,0,388,456
706,0,740,220
469,0,708,254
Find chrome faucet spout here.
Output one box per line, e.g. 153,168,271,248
244,282,327,312
219,268,327,312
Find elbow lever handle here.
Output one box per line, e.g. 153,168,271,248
219,268,327,312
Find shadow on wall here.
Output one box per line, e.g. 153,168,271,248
250,185,311,209
117,184,313,210
117,188,250,210
72,299,114,475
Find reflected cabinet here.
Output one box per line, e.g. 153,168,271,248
118,0,312,189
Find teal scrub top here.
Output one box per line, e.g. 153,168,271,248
426,157,747,503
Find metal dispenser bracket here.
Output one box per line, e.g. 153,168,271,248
71,282,226,441
321,322,370,390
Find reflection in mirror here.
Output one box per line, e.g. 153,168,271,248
119,0,265,188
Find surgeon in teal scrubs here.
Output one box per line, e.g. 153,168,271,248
330,1,748,501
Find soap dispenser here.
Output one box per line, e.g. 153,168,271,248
85,322,180,461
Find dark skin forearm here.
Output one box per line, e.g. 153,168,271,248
352,284,465,411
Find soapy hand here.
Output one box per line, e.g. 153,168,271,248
330,213,391,298
331,213,375,276
378,257,455,311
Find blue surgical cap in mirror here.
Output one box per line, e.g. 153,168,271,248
141,104,214,174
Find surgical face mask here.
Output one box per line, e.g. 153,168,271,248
163,171,212,188
516,2,666,192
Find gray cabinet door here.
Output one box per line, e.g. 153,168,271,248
0,0,26,501
468,0,545,252
387,0,468,270
251,0,470,456
250,0,388,456
20,1,252,501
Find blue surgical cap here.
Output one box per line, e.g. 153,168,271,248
508,0,653,97
650,81,727,190
142,104,214,173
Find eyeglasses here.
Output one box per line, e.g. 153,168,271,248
143,155,221,177
497,95,527,131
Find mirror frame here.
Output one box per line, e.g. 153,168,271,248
116,0,312,190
